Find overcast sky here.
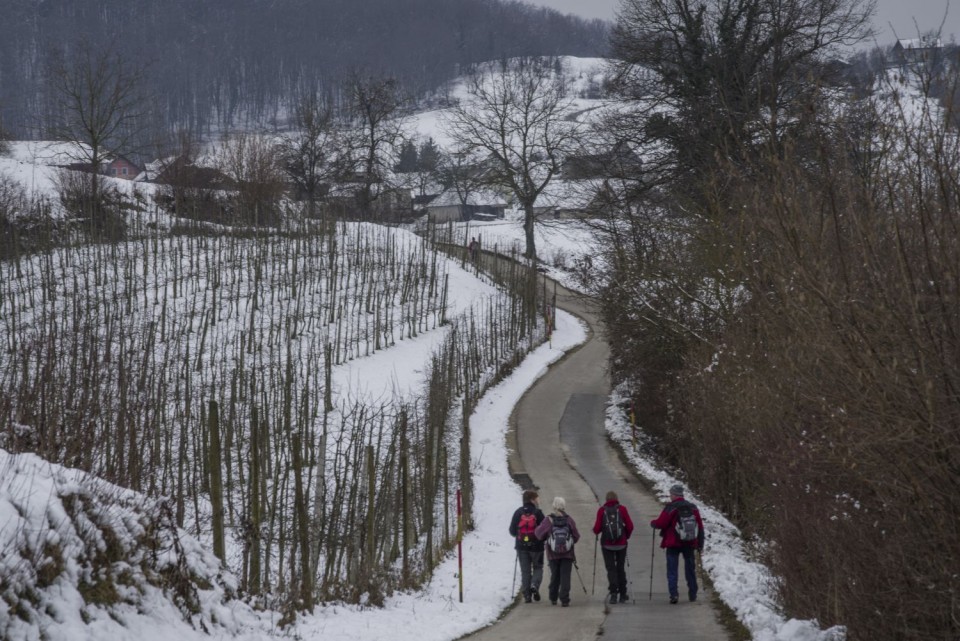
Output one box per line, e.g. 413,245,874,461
530,0,960,44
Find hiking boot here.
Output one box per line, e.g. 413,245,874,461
550,599,557,606
561,601,570,607
619,593,629,603
524,593,532,603
689,592,697,602
609,593,618,605
532,589,541,602
669,595,679,604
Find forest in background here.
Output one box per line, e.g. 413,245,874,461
0,0,607,141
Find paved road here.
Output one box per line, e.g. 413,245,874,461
464,282,728,641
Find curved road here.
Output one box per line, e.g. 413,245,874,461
466,282,729,641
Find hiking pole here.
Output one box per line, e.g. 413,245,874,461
573,561,588,594
512,551,519,598
649,527,656,600
696,548,705,592
592,535,598,595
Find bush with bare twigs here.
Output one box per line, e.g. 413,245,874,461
597,66,959,641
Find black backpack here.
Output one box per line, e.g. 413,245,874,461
548,514,572,554
601,504,624,544
673,504,699,543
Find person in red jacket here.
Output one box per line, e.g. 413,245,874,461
592,490,634,604
650,484,705,603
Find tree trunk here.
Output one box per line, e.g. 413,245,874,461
522,203,537,260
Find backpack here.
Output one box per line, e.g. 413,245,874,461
517,512,537,548
601,504,624,544
548,514,572,554
673,504,699,543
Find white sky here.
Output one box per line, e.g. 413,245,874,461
871,0,959,42
528,0,960,43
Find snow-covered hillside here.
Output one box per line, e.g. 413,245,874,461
407,56,612,148
0,449,271,641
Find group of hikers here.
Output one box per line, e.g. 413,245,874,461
508,485,704,607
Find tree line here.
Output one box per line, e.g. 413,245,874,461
592,2,958,640
1,49,589,267
0,0,608,141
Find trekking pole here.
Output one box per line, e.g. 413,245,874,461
512,551,519,598
591,535,598,595
649,527,656,600
573,561,588,594
696,548,705,591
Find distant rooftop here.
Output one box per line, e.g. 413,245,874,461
894,36,943,50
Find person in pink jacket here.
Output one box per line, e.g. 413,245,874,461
650,484,705,603
534,496,581,607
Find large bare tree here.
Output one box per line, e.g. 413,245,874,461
443,57,580,260
343,73,408,219
47,42,147,234
609,0,875,182
279,95,340,219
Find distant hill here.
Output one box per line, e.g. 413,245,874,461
0,0,609,139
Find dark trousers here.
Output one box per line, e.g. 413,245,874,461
665,547,698,599
548,558,574,604
517,548,543,595
601,547,628,596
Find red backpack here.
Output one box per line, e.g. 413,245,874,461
517,512,537,547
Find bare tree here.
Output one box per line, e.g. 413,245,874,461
0,172,28,259
217,133,286,227
443,57,580,260
46,41,148,236
342,73,408,219
279,95,340,219
609,0,875,182
438,147,486,209
0,118,10,156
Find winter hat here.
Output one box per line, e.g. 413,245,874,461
669,484,684,497
552,496,567,512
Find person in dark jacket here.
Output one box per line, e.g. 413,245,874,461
508,489,545,602
534,496,581,607
593,490,635,604
650,484,705,603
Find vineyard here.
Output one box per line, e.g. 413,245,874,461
0,221,549,608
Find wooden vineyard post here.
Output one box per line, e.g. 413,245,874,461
457,488,464,603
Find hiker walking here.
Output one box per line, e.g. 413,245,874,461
468,236,480,262
592,490,634,604
650,484,705,604
534,496,581,607
509,489,545,602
